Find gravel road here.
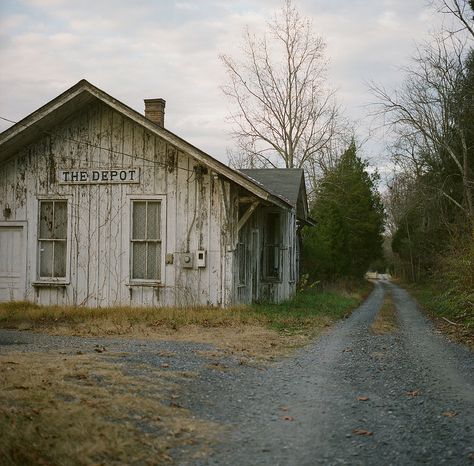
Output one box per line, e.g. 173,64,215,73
1,281,473,465
184,281,474,465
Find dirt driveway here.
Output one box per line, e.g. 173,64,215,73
1,281,473,465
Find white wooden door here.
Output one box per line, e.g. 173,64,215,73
0,224,27,302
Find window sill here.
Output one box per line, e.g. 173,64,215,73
127,281,163,288
32,281,69,288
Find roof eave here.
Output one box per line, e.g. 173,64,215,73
0,79,292,211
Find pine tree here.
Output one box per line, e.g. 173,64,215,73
302,142,385,279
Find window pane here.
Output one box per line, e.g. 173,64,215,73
54,201,68,239
39,241,53,277
146,242,161,280
53,241,67,277
146,202,161,240
265,245,279,278
132,242,146,279
267,213,280,244
132,202,146,239
264,212,281,279
39,202,54,239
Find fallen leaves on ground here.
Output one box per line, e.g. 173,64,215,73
352,429,373,436
442,411,458,418
357,396,370,401
406,389,421,397
158,351,176,357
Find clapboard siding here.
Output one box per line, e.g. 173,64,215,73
1,101,234,307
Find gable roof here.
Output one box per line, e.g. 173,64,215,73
0,79,291,211
241,169,303,207
240,168,310,222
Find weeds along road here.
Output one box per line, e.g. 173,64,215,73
1,282,472,465
192,281,474,466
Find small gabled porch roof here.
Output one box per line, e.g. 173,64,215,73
240,168,312,224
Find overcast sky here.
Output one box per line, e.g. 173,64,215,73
0,0,446,171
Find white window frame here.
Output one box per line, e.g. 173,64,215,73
128,195,166,285
36,197,71,284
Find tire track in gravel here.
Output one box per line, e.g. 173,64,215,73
188,281,474,466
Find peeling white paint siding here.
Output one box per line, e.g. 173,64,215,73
0,101,233,307
233,205,297,304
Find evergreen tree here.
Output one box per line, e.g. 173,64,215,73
302,142,385,280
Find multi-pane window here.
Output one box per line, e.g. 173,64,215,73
263,212,281,280
131,200,162,281
38,200,68,279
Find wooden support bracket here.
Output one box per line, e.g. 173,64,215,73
237,201,259,232
219,178,231,224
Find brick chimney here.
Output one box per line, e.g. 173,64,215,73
144,98,166,127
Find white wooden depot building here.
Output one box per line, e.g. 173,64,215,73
0,80,312,307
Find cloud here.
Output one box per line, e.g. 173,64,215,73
377,11,400,30
0,0,449,162
175,2,200,11
0,14,27,32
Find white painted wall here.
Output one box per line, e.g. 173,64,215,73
0,99,301,308
0,101,233,307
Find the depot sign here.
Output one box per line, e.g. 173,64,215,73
58,168,140,184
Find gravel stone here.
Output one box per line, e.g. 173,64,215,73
1,281,472,465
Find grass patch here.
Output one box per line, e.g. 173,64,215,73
252,282,369,335
0,282,371,464
403,238,473,349
407,282,474,349
0,281,371,358
371,291,398,334
0,352,217,466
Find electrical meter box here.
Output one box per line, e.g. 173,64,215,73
196,250,206,268
180,252,194,268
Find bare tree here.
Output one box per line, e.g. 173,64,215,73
370,35,474,229
433,0,474,38
220,0,340,170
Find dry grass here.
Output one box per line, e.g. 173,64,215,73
371,292,399,334
407,282,474,350
0,285,368,359
0,285,371,464
0,303,283,358
0,302,263,332
158,325,312,360
0,351,217,466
